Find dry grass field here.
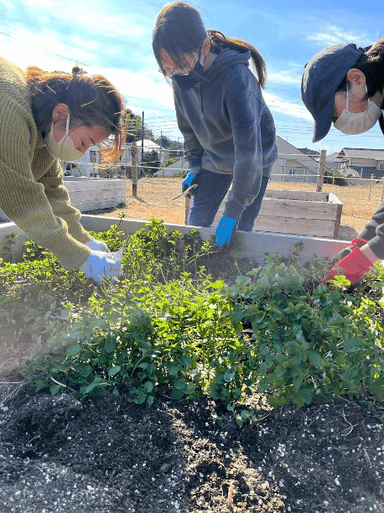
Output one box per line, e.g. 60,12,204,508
95,176,384,241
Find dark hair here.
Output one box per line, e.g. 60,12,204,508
26,66,125,163
336,38,384,100
152,1,267,88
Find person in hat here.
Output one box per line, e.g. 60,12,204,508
152,1,278,247
301,40,384,286
0,57,125,284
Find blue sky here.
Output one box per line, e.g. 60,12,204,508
1,0,384,155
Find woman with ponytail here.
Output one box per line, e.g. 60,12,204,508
302,40,384,287
153,1,278,247
0,58,125,284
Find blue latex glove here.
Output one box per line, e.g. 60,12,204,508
181,172,199,193
81,250,122,285
215,216,238,247
86,239,110,253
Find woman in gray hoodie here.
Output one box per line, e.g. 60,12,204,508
152,1,278,246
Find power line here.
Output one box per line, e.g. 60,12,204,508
0,30,89,68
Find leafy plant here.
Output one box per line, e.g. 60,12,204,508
2,220,384,419
229,253,384,407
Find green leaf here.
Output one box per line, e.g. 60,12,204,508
174,379,187,390
49,384,63,395
77,364,93,378
144,381,154,393
168,364,180,376
268,395,286,407
104,335,116,353
224,370,236,382
171,388,185,400
308,351,324,369
85,377,109,393
108,365,121,377
35,379,47,391
180,355,192,367
66,344,81,356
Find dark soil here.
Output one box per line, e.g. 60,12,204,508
1,378,384,513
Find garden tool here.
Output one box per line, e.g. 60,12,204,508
171,183,198,201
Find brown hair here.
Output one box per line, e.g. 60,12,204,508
336,38,384,100
152,1,267,88
27,66,125,164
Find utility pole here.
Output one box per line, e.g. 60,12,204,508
316,150,327,192
159,130,162,164
141,111,144,154
131,141,138,197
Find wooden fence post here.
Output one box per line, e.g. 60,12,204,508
185,196,191,225
131,142,138,198
369,173,374,200
316,150,327,192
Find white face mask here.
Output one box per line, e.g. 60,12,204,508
45,114,85,162
334,85,382,135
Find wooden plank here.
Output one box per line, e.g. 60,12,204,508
216,189,342,239
0,223,27,262
253,215,336,238
257,199,338,220
264,190,329,202
65,179,125,212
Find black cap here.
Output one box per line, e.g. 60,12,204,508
301,44,365,142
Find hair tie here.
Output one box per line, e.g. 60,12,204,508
72,66,86,77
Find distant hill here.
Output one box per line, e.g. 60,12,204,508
297,148,320,156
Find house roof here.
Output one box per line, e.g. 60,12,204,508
140,139,161,151
327,152,348,163
275,136,318,173
342,167,361,178
338,147,384,159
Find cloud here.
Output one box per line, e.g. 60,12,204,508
93,66,176,113
307,25,371,47
263,91,313,121
20,0,151,41
0,27,98,69
268,68,302,86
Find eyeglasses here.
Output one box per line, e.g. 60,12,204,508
160,51,200,78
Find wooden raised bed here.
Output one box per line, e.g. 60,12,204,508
0,216,349,268
215,190,343,239
63,177,126,213
0,178,126,222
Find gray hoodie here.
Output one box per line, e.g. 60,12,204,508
173,48,278,220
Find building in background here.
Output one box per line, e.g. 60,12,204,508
335,148,384,180
270,136,319,183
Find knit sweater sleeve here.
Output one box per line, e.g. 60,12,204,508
0,95,91,269
38,156,92,246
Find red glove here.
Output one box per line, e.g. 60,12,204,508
336,237,367,259
322,247,373,285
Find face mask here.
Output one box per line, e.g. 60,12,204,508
173,61,205,91
45,114,85,162
334,86,382,135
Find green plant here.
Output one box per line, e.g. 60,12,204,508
162,158,177,167
2,220,384,420
229,253,384,408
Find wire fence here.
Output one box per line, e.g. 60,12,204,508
64,146,384,202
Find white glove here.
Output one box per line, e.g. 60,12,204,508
86,239,110,253
81,250,122,285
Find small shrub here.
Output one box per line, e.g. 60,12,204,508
1,220,384,417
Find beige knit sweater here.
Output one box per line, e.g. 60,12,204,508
0,56,92,269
